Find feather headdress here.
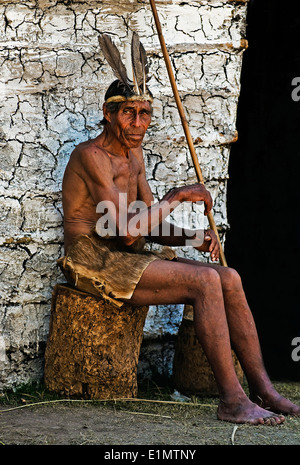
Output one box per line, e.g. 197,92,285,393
98,32,153,104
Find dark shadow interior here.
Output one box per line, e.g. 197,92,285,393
226,0,300,380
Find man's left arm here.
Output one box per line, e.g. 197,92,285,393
134,146,196,246
133,147,219,261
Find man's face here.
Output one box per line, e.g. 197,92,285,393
105,101,152,149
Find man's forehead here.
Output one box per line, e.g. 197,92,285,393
120,101,152,110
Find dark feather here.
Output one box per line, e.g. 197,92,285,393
98,34,131,90
139,41,149,78
131,32,143,94
131,32,151,93
139,40,149,93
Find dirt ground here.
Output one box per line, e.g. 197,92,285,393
0,381,300,449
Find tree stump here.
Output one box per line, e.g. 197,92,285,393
44,284,148,399
173,305,244,396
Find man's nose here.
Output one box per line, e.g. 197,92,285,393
131,114,142,127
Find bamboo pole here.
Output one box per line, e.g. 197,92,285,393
149,0,228,267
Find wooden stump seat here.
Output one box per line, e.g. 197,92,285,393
44,284,148,399
45,288,244,400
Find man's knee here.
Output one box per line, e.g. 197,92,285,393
195,266,222,289
220,267,242,291
187,267,222,304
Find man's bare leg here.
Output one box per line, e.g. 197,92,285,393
177,257,300,418
128,259,285,425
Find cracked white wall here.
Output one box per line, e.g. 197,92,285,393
0,0,249,389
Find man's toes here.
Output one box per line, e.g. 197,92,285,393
267,415,285,426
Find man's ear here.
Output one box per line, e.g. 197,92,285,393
102,103,111,123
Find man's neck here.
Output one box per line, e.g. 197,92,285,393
94,129,130,159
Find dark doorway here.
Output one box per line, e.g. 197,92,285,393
226,0,300,380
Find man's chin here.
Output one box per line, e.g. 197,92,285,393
127,139,144,148
127,134,144,143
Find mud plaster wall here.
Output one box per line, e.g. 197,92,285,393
0,0,249,390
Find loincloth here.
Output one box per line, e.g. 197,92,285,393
57,232,177,307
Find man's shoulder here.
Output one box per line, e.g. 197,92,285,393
70,140,110,172
74,139,106,160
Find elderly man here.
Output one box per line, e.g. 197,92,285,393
58,35,300,425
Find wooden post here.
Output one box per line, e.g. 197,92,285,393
44,284,148,399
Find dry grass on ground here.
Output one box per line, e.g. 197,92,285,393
0,380,299,446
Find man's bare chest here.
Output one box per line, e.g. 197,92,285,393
110,156,139,199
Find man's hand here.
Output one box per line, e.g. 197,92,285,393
176,183,213,216
194,229,220,262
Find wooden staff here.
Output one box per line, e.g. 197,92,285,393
149,0,228,267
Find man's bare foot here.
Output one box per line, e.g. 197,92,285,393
250,390,300,417
217,396,285,425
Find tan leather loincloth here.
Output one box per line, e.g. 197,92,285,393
57,232,177,307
